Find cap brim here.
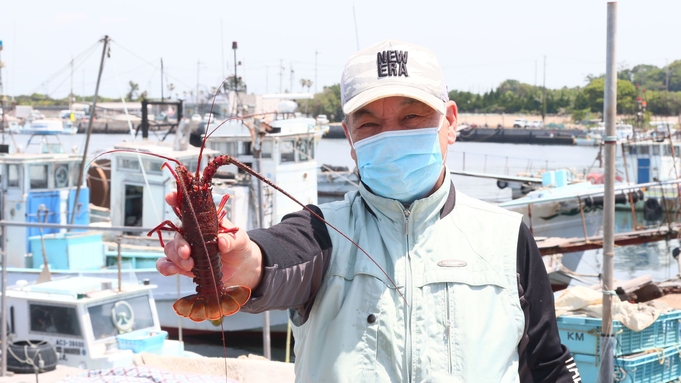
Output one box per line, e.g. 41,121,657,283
342,85,446,115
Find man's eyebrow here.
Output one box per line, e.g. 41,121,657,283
350,108,374,121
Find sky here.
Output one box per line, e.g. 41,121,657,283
0,0,679,101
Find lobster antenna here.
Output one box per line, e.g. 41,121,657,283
89,149,183,168
222,155,408,305
197,76,234,176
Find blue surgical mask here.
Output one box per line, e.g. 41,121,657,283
352,118,445,204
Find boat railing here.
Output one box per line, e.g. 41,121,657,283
503,178,681,246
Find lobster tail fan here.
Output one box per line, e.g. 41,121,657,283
220,286,252,316
172,286,252,322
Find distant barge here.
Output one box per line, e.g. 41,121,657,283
456,127,584,145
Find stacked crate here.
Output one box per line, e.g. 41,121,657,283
557,311,681,382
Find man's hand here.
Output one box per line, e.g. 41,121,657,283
155,191,264,290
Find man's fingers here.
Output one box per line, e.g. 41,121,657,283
157,257,195,278
165,191,178,208
164,234,193,271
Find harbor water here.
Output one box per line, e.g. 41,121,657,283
18,132,679,360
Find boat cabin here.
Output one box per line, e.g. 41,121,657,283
0,149,89,268
203,116,322,228
617,140,681,184
4,276,182,370
107,141,219,232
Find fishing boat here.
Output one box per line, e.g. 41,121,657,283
1,275,189,374
9,119,78,135
81,108,323,335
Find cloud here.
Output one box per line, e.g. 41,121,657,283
57,13,87,24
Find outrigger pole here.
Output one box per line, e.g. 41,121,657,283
599,3,617,382
70,36,110,226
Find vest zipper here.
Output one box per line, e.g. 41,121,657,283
404,208,413,382
445,283,452,374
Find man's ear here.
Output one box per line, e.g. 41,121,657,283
446,101,458,144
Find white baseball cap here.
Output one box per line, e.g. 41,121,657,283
341,40,449,116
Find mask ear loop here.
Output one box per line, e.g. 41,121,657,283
437,113,448,166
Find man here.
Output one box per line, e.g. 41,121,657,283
157,40,580,382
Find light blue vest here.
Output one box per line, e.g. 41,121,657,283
291,173,525,382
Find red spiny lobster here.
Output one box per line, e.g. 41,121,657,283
147,155,252,322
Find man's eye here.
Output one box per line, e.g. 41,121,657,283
404,114,419,120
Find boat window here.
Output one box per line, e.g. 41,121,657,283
281,140,295,163
261,140,273,159
88,295,155,340
142,159,164,175
297,139,309,161
183,160,198,172
676,146,681,157
638,146,650,155
652,145,660,156
30,304,82,336
71,162,82,186
8,164,20,188
628,146,637,155
124,185,143,229
118,158,140,172
308,139,315,160
54,163,70,188
215,141,238,155
29,165,49,189
241,141,252,156
664,146,672,156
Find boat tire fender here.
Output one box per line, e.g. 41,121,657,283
6,340,58,374
496,180,509,189
644,198,663,221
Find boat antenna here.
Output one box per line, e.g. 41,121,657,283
71,35,110,226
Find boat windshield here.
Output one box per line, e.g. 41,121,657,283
87,295,155,340
30,304,82,336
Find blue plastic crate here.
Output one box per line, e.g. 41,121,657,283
574,346,681,383
557,310,681,356
116,329,167,353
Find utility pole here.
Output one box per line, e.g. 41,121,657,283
542,56,547,125
599,3,617,383
70,57,74,110
161,58,164,101
221,19,226,80
279,59,283,93
315,50,319,94
196,60,201,111
233,41,238,116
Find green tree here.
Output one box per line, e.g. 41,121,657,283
298,84,342,121
126,81,139,101
223,76,247,93
576,77,637,114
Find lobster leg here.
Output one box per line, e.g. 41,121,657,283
147,220,183,248
216,194,238,234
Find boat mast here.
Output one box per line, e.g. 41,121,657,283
70,35,110,226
